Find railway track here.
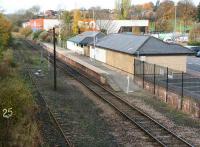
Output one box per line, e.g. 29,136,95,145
49,57,194,147
25,39,194,147
27,69,74,147
16,39,74,147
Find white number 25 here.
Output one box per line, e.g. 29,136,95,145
3,108,13,119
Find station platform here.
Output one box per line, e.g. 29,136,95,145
41,42,139,93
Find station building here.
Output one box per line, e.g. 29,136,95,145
78,19,149,34
66,31,105,55
67,32,193,74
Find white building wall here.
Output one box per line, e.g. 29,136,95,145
89,46,106,63
95,47,106,63
67,41,84,55
90,46,95,59
76,46,84,55
22,22,30,28
96,20,149,34
67,41,76,51
43,19,60,30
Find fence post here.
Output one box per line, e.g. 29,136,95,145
134,58,136,76
166,67,168,102
181,72,184,110
143,61,145,89
154,64,156,94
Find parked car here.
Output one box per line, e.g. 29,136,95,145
163,38,176,44
176,35,188,43
185,46,200,57
197,51,200,57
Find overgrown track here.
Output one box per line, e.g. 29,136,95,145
17,39,74,147
27,70,74,147
25,40,194,147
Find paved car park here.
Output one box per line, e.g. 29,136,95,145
187,56,200,73
167,74,200,100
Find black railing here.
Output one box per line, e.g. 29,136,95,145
134,58,200,102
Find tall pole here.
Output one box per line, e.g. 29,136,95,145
58,11,61,46
53,27,57,91
143,61,145,89
181,72,184,109
174,2,177,39
166,67,169,102
153,64,156,94
93,8,96,60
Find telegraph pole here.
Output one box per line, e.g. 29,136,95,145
53,27,57,91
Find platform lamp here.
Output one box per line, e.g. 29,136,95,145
53,27,57,91
174,1,178,40
93,8,96,60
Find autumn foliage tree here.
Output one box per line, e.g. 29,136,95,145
60,11,72,44
177,0,197,32
155,0,175,32
197,2,200,22
0,13,12,52
72,9,81,34
115,0,132,19
19,26,32,38
189,24,200,45
142,2,154,11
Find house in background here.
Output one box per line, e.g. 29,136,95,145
88,33,193,74
78,20,149,34
95,20,149,34
78,19,97,33
22,18,60,31
67,31,105,56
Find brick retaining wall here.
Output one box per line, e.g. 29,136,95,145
42,44,107,85
135,77,200,118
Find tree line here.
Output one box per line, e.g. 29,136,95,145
7,0,200,44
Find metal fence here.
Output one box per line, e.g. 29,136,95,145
134,58,200,101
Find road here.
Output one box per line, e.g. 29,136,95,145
187,56,200,75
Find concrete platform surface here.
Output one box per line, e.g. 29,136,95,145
42,43,139,93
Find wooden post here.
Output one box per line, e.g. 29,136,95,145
53,27,57,91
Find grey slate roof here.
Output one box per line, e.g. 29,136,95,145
94,34,194,56
68,31,105,45
139,37,193,55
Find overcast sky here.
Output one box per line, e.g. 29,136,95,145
0,0,199,14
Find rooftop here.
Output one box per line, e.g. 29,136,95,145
68,31,105,45
94,33,194,56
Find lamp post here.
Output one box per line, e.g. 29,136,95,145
58,10,62,47
174,1,178,39
53,27,57,91
93,8,96,60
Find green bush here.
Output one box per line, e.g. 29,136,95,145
0,77,34,122
0,76,38,145
12,26,20,32
189,24,200,43
19,27,32,38
38,31,48,42
32,30,43,40
0,14,12,50
0,49,15,78
45,35,52,42
188,41,200,46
